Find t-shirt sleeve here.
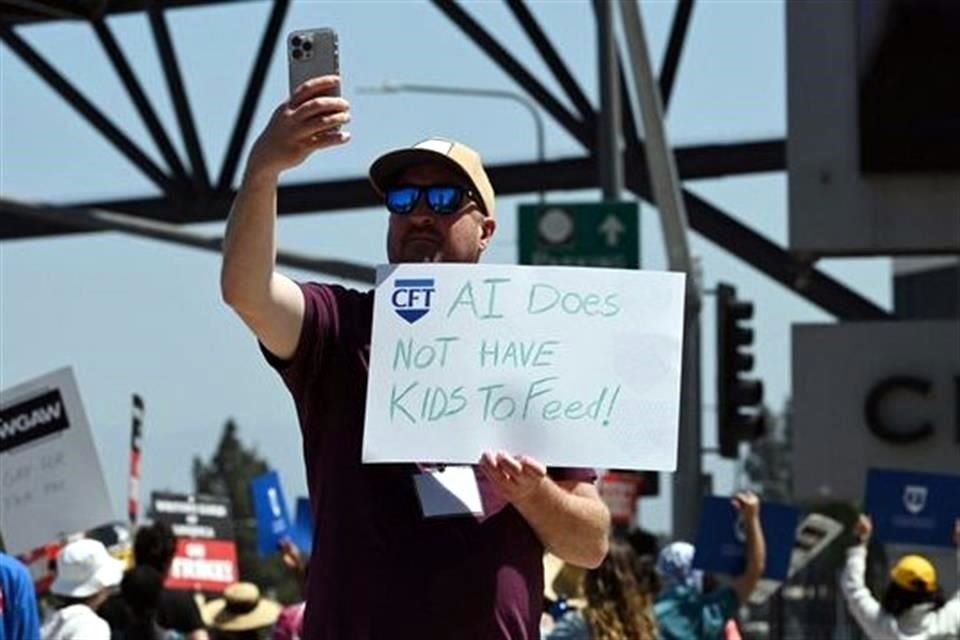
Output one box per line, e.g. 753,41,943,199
701,586,739,636
10,560,41,640
259,282,338,399
158,590,205,633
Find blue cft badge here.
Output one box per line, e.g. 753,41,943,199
392,278,435,324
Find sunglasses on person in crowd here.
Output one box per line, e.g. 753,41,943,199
384,184,478,216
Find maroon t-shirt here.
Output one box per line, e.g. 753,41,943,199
262,283,595,639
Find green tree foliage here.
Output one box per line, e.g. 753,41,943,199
744,403,792,503
193,418,302,604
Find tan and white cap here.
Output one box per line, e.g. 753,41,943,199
369,137,496,219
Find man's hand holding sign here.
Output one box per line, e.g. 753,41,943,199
364,263,684,573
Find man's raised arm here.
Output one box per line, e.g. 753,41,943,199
220,76,350,359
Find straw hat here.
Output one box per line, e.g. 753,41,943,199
202,582,281,631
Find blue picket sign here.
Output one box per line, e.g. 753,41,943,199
865,468,960,548
250,470,292,556
692,496,799,581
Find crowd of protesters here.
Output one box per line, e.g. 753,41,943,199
2,494,960,639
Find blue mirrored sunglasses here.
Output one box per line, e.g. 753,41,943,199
384,184,475,215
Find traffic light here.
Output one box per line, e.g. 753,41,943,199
716,283,764,459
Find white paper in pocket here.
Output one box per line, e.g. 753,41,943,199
413,466,484,518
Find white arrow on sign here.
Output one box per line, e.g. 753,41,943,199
599,214,626,247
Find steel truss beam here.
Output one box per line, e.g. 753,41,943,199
659,0,695,109
0,22,177,195
437,1,889,321
431,0,593,151
0,139,784,233
0,0,890,320
0,196,376,282
91,17,190,186
504,0,594,123
217,0,289,193
147,1,210,195
1,0,253,25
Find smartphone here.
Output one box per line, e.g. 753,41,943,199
287,28,340,98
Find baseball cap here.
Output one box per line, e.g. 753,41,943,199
369,137,496,219
890,554,937,593
50,538,124,598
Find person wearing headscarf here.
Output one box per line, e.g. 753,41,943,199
841,514,960,639
653,492,765,640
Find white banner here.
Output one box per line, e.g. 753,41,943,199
362,264,686,470
0,367,115,555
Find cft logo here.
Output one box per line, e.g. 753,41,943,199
392,278,435,324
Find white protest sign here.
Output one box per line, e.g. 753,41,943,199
748,513,845,605
0,367,115,556
362,264,686,469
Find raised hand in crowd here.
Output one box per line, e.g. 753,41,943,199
730,491,766,604
854,514,873,545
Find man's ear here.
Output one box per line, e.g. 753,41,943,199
478,217,497,251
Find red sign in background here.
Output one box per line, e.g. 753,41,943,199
599,471,642,524
165,538,238,593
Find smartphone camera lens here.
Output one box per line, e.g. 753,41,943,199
291,48,302,60
291,35,302,48
301,40,313,52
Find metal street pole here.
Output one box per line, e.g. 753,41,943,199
597,0,623,201
359,82,546,203
618,0,704,541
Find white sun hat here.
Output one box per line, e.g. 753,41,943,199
50,538,125,598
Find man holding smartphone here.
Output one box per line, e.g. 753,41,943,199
221,74,610,639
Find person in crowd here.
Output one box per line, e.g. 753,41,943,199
114,564,183,640
202,583,280,640
270,538,306,640
1,550,40,640
41,538,123,640
547,539,659,639
653,491,765,640
100,522,208,640
841,514,960,639
220,73,610,638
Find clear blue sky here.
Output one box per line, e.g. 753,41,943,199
0,0,889,535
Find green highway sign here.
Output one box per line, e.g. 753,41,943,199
518,201,640,269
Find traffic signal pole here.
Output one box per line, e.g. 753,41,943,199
716,283,765,458
618,1,704,541
597,0,623,201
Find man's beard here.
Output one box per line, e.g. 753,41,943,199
399,233,444,262
388,230,481,263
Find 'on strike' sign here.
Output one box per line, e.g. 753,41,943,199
362,264,685,470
